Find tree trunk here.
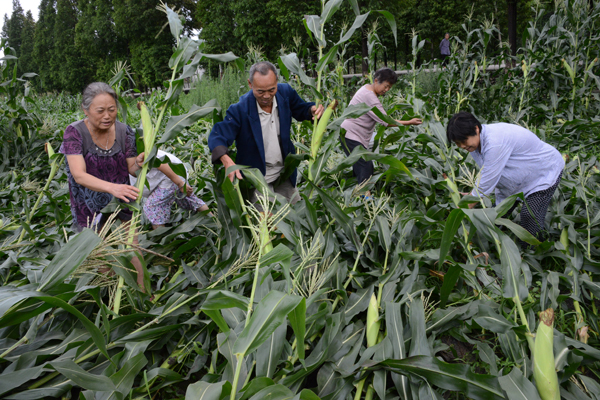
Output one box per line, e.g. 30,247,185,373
507,0,517,56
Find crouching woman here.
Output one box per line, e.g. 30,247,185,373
446,112,564,243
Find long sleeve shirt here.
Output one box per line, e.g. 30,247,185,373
340,85,389,148
439,38,450,55
470,123,564,204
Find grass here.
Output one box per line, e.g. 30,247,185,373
180,67,248,112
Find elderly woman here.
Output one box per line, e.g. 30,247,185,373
340,68,422,193
446,111,564,243
62,82,145,285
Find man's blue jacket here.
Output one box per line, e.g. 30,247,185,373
208,83,315,187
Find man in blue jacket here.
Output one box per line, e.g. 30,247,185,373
208,61,323,203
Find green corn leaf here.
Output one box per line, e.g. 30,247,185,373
38,229,101,292
233,290,302,357
375,10,397,46
374,357,505,400
337,13,370,45
495,218,541,245
51,360,116,392
279,53,316,88
438,208,465,270
202,290,249,311
158,99,220,144
498,367,542,400
185,381,228,400
288,298,306,360
439,264,462,309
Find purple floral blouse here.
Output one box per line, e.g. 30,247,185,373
61,120,137,230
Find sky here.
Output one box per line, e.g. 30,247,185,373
1,0,40,24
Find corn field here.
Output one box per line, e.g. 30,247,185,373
0,0,600,399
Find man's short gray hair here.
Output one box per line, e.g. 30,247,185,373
249,61,278,83
81,82,118,110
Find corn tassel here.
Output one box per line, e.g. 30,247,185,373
366,293,380,348
533,308,560,400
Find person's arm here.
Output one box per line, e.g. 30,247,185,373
127,153,145,176
394,118,423,126
157,162,194,196
208,103,244,181
123,126,144,176
67,154,140,203
471,144,512,198
287,84,321,121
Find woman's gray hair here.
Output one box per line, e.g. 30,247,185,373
81,82,118,110
249,61,277,83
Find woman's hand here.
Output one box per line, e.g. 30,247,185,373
111,183,140,203
178,181,193,197
135,153,145,168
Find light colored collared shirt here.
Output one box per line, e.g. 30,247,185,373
470,123,564,204
257,97,283,183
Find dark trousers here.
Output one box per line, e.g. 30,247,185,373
441,54,449,66
502,172,562,246
340,136,374,184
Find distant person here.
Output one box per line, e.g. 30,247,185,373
340,68,422,197
62,82,145,287
208,61,324,203
130,150,209,230
440,33,451,66
446,112,564,245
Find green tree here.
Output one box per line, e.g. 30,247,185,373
19,10,36,75
113,0,189,89
34,0,58,91
52,0,87,92
6,0,25,52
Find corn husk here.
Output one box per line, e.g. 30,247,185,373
310,100,338,161
533,308,560,400
366,293,380,347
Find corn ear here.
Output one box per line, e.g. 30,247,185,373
560,227,569,251
445,177,461,207
140,102,154,152
366,293,380,347
533,308,560,400
562,59,575,83
310,99,338,161
135,102,156,201
259,218,273,254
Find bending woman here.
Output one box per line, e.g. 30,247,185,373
340,68,422,191
61,82,145,285
446,112,564,243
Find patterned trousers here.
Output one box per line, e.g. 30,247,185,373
503,172,562,245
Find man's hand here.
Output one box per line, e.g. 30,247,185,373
311,104,325,120
408,118,423,125
220,154,243,182
468,202,476,209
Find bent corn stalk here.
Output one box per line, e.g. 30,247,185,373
17,143,63,245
